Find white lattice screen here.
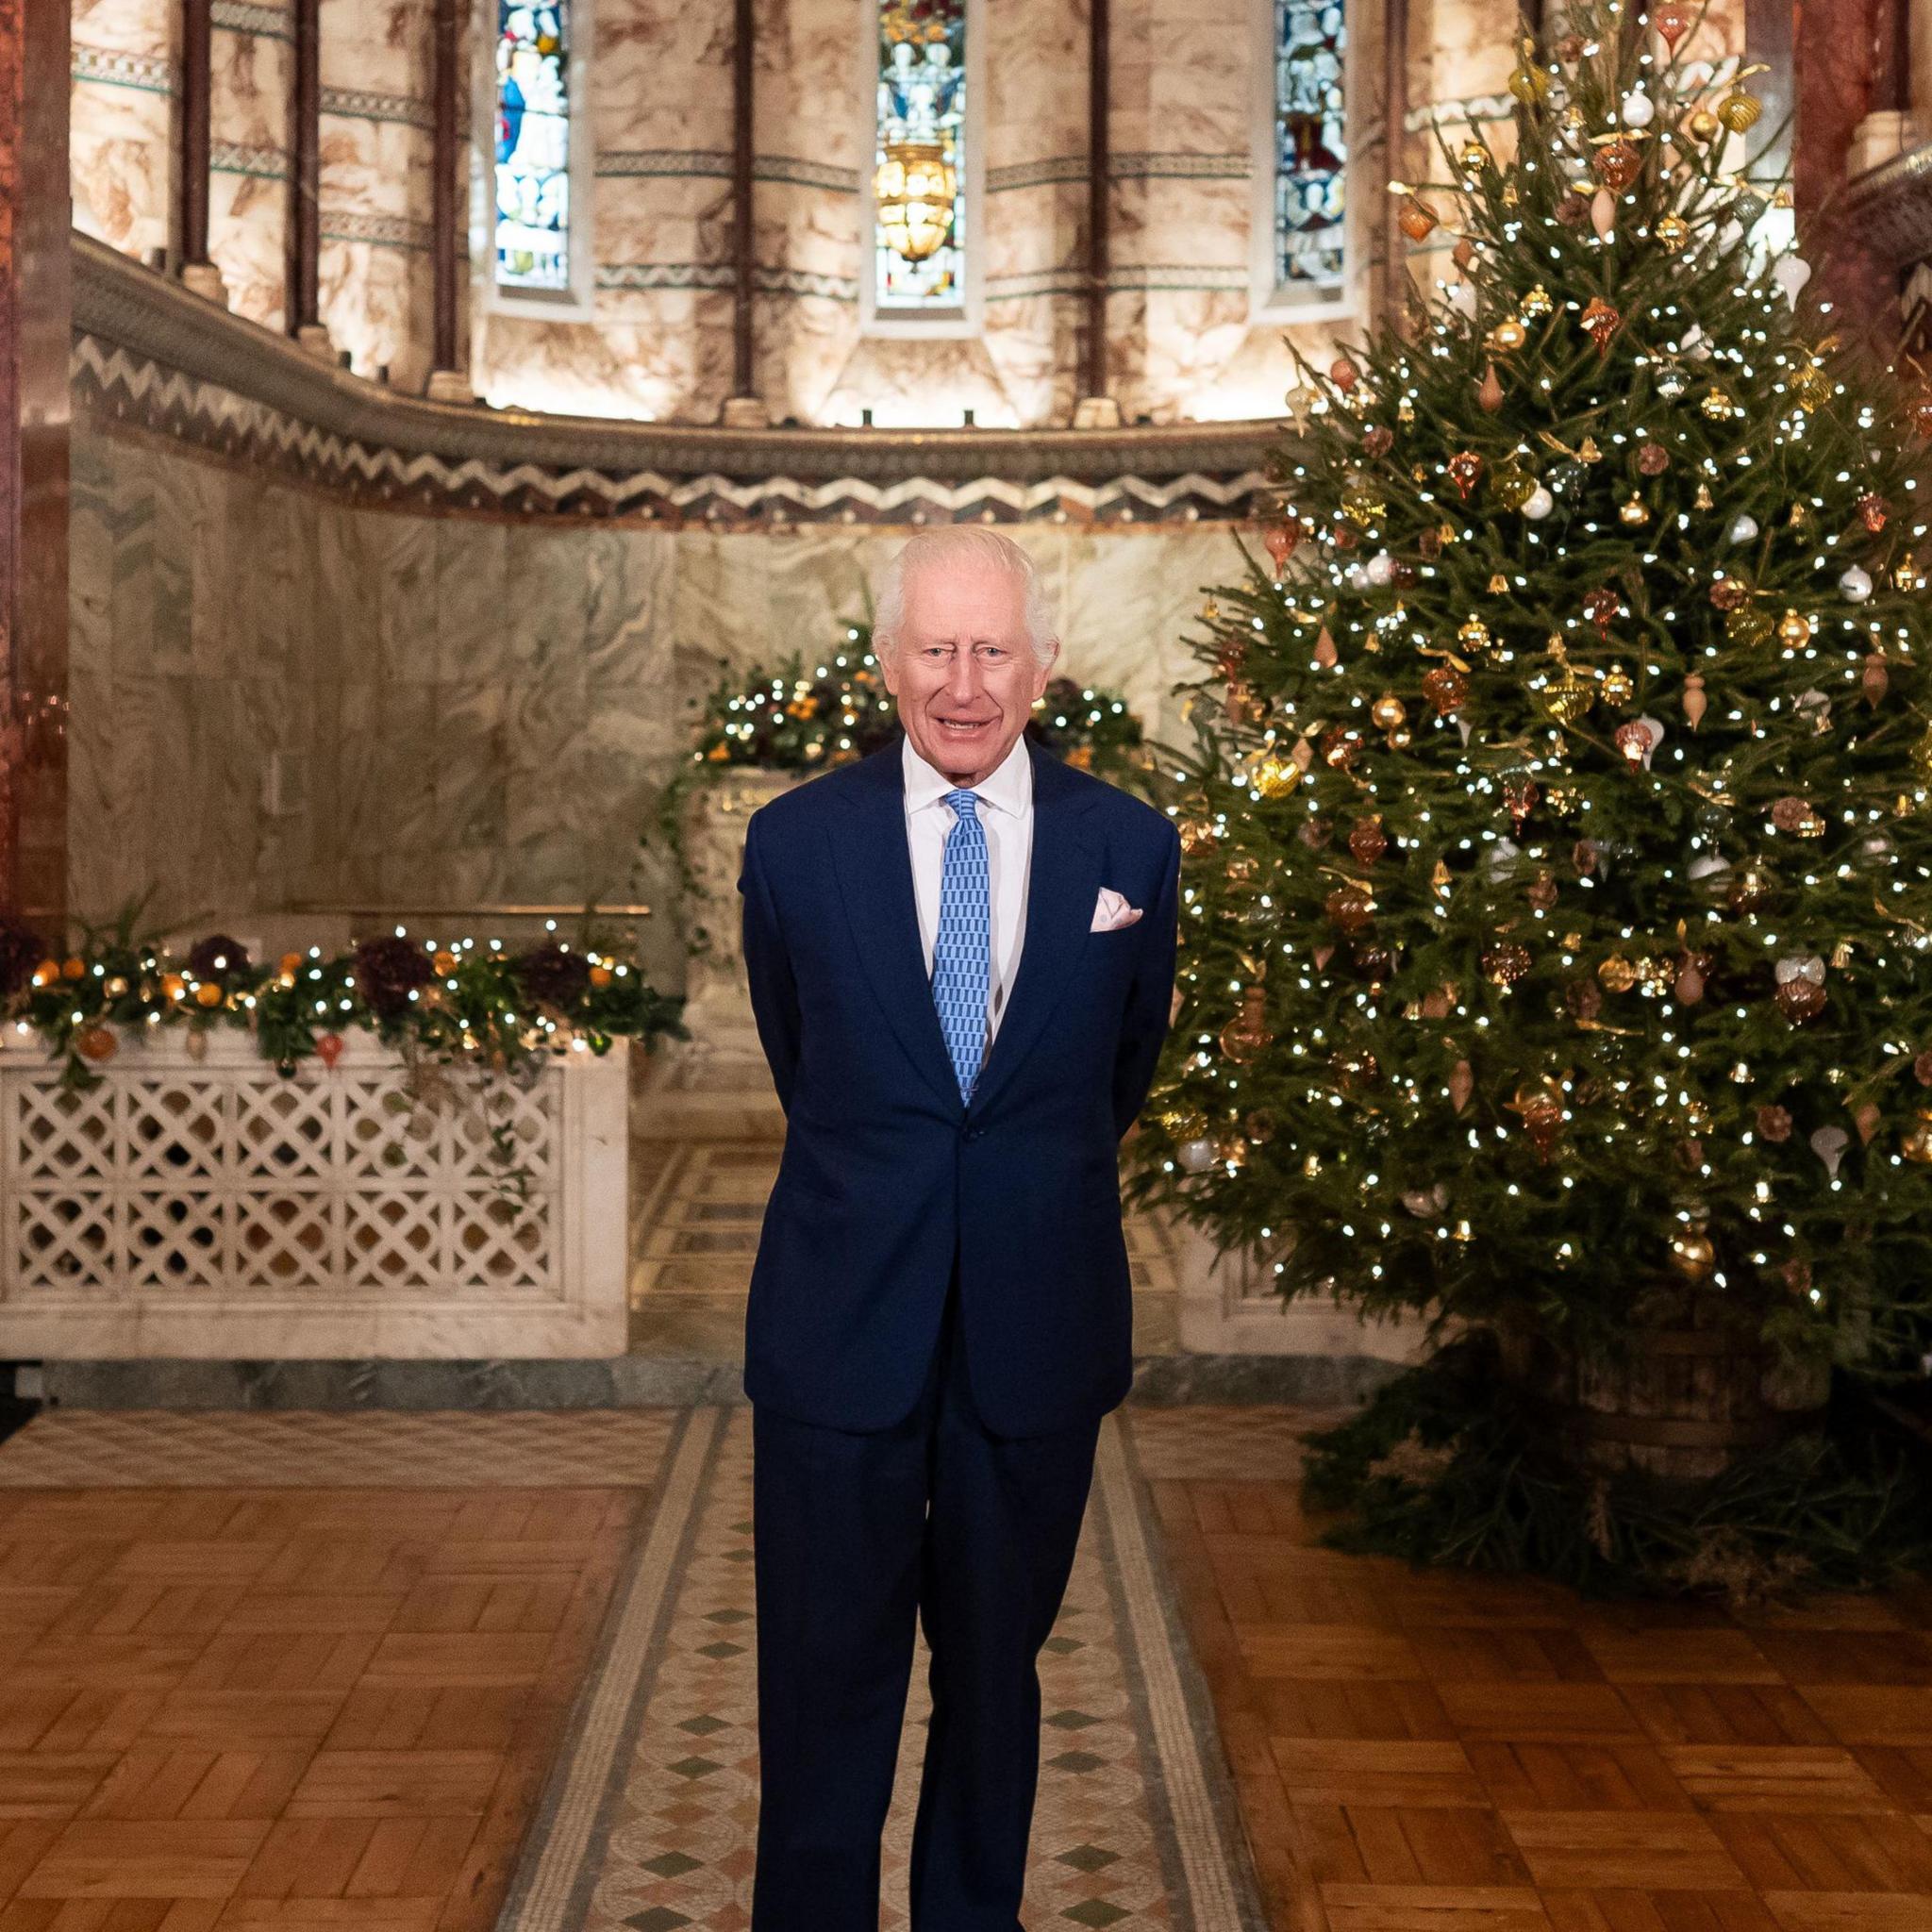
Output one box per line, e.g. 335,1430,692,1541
0,1029,629,1357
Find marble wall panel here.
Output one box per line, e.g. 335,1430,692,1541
977,0,1087,414
592,0,735,152
321,0,432,98
318,0,435,384
72,418,1271,988
210,4,293,327
68,429,327,931
72,0,176,261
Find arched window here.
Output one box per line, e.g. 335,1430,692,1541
863,0,981,335
487,0,592,314
1254,0,1350,315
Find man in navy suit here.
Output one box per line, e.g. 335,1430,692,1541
736,525,1181,1931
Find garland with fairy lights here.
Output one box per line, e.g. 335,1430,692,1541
644,623,1156,943
688,625,1149,774
0,900,687,1093
1121,0,1932,1595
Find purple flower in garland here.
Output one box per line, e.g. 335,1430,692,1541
354,935,435,1020
187,933,252,982
0,913,42,998
513,941,591,1009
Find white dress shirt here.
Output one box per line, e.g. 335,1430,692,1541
902,729,1033,1045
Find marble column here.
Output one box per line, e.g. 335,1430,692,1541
287,0,328,354
425,0,471,398
0,0,72,924
178,0,231,300
1794,0,1907,332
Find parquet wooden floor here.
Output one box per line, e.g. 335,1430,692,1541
0,1485,639,1932
1131,1407,1932,1932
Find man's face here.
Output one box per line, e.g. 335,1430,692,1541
879,553,1058,786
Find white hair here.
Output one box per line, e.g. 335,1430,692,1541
872,527,1058,668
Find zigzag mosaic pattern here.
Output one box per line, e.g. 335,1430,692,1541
71,334,1276,525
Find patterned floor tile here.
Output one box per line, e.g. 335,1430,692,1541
499,1407,1268,1932
0,1410,680,1489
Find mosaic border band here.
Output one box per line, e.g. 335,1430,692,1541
70,234,1286,525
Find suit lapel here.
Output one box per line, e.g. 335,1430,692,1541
965,740,1103,1120
829,732,1103,1121
830,738,962,1113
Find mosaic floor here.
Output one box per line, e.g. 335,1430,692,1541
501,1407,1265,1932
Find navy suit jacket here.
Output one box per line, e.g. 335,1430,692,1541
736,729,1182,1438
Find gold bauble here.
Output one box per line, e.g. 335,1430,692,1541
1687,107,1722,142
1458,139,1491,175
1776,608,1812,648
1903,1108,1932,1164
1178,815,1218,856
1492,464,1536,512
1507,62,1550,104
1341,484,1386,528
106,974,129,997
1371,691,1407,729
1619,492,1650,526
1718,91,1762,132
1791,362,1831,411
1598,955,1640,993
1489,318,1528,354
1726,607,1775,647
1668,1226,1717,1281
1219,986,1274,1065
1540,661,1592,725
1253,758,1301,799
1700,385,1737,420
1457,616,1492,655
1656,213,1689,251
1521,284,1553,318
1601,663,1635,706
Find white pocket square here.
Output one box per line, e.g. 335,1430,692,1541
1091,886,1143,932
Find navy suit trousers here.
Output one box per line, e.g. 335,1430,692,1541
749,1256,1104,1932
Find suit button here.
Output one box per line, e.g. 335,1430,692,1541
965,1126,985,1142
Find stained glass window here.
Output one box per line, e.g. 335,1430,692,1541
1273,0,1346,294
872,0,967,313
494,0,572,292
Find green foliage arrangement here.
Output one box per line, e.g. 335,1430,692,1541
645,621,1157,946
0,896,686,1092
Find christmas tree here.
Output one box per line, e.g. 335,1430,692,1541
1126,0,1932,1591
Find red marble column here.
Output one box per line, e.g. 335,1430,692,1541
1082,0,1110,404
1790,0,1907,335
430,0,462,377
287,0,322,338
0,0,72,927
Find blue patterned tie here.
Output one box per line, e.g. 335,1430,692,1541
930,789,991,1103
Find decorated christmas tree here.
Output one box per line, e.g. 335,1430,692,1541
1126,0,1932,1591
